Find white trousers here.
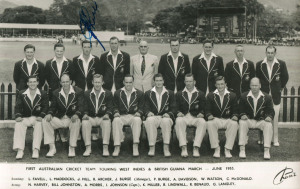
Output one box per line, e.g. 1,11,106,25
239,119,273,148
207,118,238,150
112,115,142,146
13,116,43,151
175,114,207,147
272,104,280,143
82,116,111,146
43,117,81,147
144,116,173,146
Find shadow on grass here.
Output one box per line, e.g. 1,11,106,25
0,128,299,163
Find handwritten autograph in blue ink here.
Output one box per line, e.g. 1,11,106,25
79,1,105,51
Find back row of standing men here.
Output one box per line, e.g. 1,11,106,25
12,37,289,160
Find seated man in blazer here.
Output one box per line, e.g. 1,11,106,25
130,40,158,92
158,38,190,93
81,74,114,157
239,77,275,160
43,74,84,158
175,73,207,157
144,73,176,157
99,36,130,94
13,75,49,159
206,76,239,158
112,74,144,157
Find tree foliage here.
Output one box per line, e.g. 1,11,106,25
1,6,46,24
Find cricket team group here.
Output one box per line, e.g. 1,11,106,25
12,37,289,160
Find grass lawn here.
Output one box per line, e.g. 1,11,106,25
1,127,299,163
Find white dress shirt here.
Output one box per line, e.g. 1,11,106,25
151,86,168,111
23,88,41,106
52,56,68,77
91,87,105,113
213,88,230,106
233,58,248,76
23,58,38,75
108,50,122,93
247,90,264,116
199,52,217,71
121,87,136,107
59,85,75,104
262,57,279,80
167,51,183,93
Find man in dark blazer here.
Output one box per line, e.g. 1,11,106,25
144,73,176,157
73,40,101,91
45,43,74,101
13,44,45,95
175,73,207,157
206,76,238,158
13,75,48,159
192,39,224,95
99,36,130,93
256,45,289,146
43,74,84,158
112,75,144,157
224,45,255,98
158,38,191,93
81,74,114,157
239,78,275,160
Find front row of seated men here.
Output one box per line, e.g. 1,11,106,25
13,73,274,160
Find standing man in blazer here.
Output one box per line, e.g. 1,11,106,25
130,40,158,92
112,75,144,157
224,45,255,98
256,45,289,146
73,40,101,91
13,75,48,159
175,73,207,157
81,74,114,157
158,38,191,93
144,73,176,157
45,43,74,101
239,78,275,159
99,36,130,94
13,44,45,95
206,76,239,158
192,39,224,95
43,74,84,158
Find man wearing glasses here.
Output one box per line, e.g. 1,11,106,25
130,40,158,92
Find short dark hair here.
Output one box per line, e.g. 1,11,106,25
93,74,103,81
184,73,194,80
82,40,92,47
54,43,65,50
203,39,214,47
110,36,119,42
24,44,35,52
266,45,277,52
215,76,225,84
169,38,179,44
27,75,39,83
153,73,164,81
124,74,134,81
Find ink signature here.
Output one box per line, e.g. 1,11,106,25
273,167,296,185
79,1,105,51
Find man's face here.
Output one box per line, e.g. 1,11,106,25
109,39,119,52
54,47,65,59
93,77,103,91
27,78,38,90
60,75,71,90
203,42,214,56
82,43,92,56
235,46,244,60
215,79,226,93
266,48,276,62
24,48,35,60
184,76,195,90
170,40,180,54
123,77,134,91
154,76,164,88
250,79,261,94
139,41,149,55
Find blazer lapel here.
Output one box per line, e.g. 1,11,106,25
247,96,255,113
87,58,95,75
176,56,183,76
120,91,129,111
213,94,222,112
58,93,67,108
167,55,176,76
66,93,75,110
89,92,97,112
77,59,85,76
150,91,158,112
190,92,199,105
32,94,41,110
233,62,241,77
208,56,216,73
129,91,137,108
270,63,280,81
97,92,106,112
255,96,265,116
23,94,33,111
199,58,208,72
21,61,29,77
221,93,230,115
31,63,38,76
61,61,69,76
159,92,169,113
116,54,124,70
51,61,59,78
242,62,248,76
182,91,189,105
260,63,270,82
